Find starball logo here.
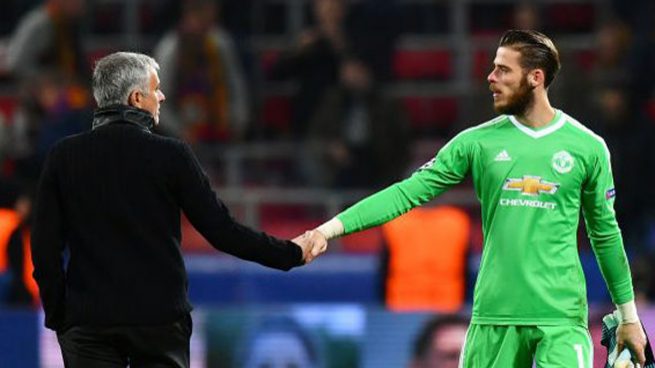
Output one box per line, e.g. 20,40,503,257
500,176,559,210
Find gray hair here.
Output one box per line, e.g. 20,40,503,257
92,52,159,108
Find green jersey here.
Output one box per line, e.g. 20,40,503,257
337,110,633,327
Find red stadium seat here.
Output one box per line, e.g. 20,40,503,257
646,99,655,123
261,95,292,132
573,49,597,70
180,215,214,253
87,48,116,68
402,96,459,131
340,227,383,253
546,3,596,33
469,215,484,254
260,49,281,78
473,49,493,81
260,218,323,240
393,49,453,80
0,95,18,122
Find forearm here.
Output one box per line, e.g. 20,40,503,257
186,196,303,270
591,231,635,305
337,174,439,234
213,218,304,271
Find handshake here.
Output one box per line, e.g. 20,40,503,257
292,229,328,264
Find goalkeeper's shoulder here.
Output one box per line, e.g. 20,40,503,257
446,115,508,146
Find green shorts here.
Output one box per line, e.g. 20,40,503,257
459,324,593,368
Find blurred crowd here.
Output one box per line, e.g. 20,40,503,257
0,0,654,308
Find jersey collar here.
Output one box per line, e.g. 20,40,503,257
508,109,565,139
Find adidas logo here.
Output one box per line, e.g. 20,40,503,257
494,150,512,161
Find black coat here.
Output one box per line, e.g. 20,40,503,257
31,105,303,331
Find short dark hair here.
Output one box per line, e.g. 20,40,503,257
499,29,561,87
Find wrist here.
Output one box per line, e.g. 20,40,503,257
616,300,640,324
315,217,344,240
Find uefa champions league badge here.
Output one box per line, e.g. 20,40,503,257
552,150,574,174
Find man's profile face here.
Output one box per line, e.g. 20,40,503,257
139,69,165,125
487,46,535,115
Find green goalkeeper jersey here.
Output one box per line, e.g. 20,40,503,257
337,110,634,327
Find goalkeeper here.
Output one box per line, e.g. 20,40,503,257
305,30,648,367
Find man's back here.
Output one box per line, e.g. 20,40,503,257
32,106,302,330
29,51,314,368
37,111,194,328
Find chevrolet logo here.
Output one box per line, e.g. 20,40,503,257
503,176,559,196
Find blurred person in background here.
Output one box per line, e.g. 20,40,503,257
6,0,91,186
269,0,352,139
30,52,322,368
2,187,37,307
154,0,250,143
306,30,649,367
303,57,409,188
512,2,541,31
380,206,470,313
0,179,37,307
7,0,87,81
583,19,634,116
587,81,654,251
238,316,319,368
0,179,23,283
409,315,470,368
8,71,91,186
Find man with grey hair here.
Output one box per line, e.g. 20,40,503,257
31,52,325,367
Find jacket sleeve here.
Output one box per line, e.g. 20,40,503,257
582,142,634,304
171,142,303,270
337,133,472,234
31,146,68,330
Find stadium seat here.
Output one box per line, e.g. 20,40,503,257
180,215,214,253
0,95,18,122
573,49,597,70
259,49,281,78
472,49,493,81
645,98,655,123
402,96,458,134
468,3,513,35
393,49,453,80
546,3,596,33
260,95,292,133
86,48,116,68
340,227,384,253
260,218,323,240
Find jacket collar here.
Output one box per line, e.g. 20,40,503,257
92,105,155,132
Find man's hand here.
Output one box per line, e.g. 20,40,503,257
292,230,328,264
617,322,647,367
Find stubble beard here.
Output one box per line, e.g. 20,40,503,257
494,77,535,116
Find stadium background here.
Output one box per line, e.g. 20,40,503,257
1,0,654,367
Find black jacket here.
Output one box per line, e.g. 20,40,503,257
31,105,303,330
